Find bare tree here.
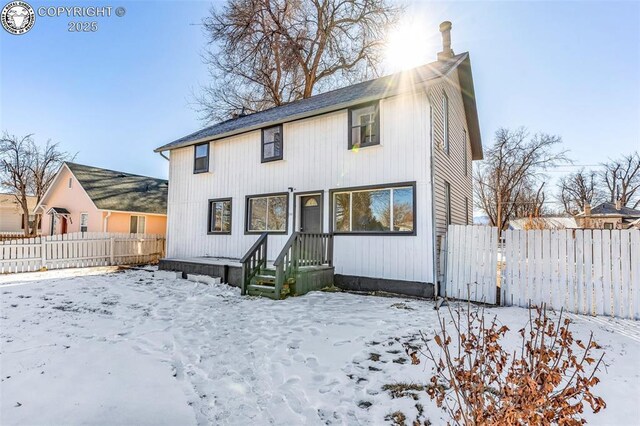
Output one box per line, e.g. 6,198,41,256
474,128,569,233
0,132,73,236
195,0,401,123
601,152,640,209
557,169,602,215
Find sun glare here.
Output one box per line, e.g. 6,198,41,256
383,18,435,73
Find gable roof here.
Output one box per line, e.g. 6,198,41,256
41,162,168,215
578,202,640,218
156,53,483,160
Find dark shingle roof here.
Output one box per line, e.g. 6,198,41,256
65,162,168,214
582,202,640,217
156,53,481,157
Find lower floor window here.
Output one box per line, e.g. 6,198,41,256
80,213,89,233
332,183,415,234
130,215,146,234
208,199,232,233
247,194,288,232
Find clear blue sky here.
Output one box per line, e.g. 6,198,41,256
1,0,639,183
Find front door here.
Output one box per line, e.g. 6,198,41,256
60,217,68,235
300,195,321,233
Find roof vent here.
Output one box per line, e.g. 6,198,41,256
117,173,127,178
437,21,454,61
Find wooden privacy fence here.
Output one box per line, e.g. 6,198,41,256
502,229,640,320
444,225,499,304
0,232,165,274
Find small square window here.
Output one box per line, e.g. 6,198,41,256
349,102,380,149
194,143,209,173
130,215,146,234
208,198,232,234
262,125,283,162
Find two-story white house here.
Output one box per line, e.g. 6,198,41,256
156,22,483,299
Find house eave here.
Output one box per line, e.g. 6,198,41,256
155,54,470,154
96,208,167,217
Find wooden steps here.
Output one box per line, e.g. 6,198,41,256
247,268,291,299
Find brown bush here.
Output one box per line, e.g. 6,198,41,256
406,303,605,425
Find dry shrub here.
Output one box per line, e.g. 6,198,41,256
407,303,606,425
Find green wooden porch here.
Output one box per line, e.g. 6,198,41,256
241,232,334,299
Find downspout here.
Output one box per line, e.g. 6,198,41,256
428,98,440,301
158,151,169,161
103,211,112,232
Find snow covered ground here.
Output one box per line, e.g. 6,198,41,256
1,268,639,425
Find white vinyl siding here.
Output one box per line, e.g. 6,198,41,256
165,91,435,284
429,69,474,279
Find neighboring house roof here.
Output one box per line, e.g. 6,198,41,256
577,202,640,218
38,162,168,215
0,193,37,212
508,217,579,230
155,52,483,160
65,162,168,215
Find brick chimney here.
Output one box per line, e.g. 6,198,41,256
584,203,591,216
437,21,454,61
615,199,622,210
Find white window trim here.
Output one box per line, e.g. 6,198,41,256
80,212,89,232
130,215,146,234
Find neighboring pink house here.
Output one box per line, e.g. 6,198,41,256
36,162,168,236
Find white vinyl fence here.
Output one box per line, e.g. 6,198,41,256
502,229,640,320
0,232,165,274
444,225,499,304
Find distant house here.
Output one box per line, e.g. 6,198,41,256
154,22,483,297
35,162,168,236
508,217,579,230
576,201,640,230
0,193,39,235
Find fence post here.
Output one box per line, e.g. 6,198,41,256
109,237,115,265
40,237,46,270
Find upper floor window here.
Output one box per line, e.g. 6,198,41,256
130,215,146,234
349,102,380,149
463,129,468,176
331,183,415,235
194,143,209,174
208,198,232,234
246,193,288,233
442,93,449,154
262,125,283,162
68,177,73,188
